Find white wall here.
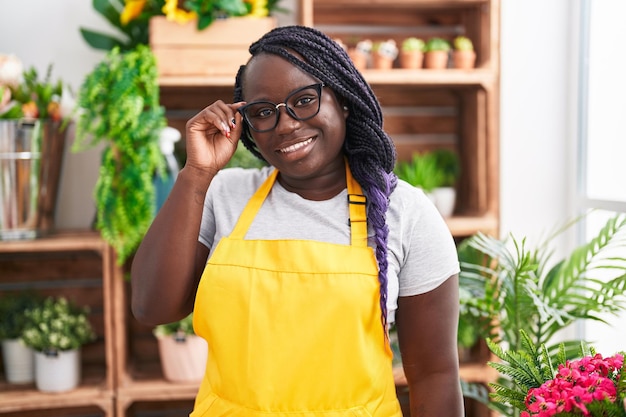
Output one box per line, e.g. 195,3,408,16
500,0,577,247
0,0,111,229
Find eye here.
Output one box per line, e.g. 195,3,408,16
247,103,276,119
292,93,318,108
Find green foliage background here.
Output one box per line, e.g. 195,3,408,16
73,45,166,264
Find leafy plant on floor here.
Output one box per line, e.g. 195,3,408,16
458,213,626,416
73,45,166,264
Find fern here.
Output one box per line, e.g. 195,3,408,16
73,45,166,264
459,213,626,416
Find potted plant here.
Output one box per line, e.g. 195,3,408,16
72,45,167,265
348,39,372,71
431,148,460,217
21,296,96,392
452,36,476,69
394,152,444,200
371,39,398,70
424,37,451,69
0,57,71,239
153,313,208,383
0,292,40,384
399,37,425,69
458,214,626,416
80,0,288,51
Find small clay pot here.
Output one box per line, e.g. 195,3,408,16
399,50,424,69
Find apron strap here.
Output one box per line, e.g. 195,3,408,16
229,162,368,248
229,168,279,239
346,162,368,248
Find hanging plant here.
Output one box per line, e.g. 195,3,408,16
73,44,166,264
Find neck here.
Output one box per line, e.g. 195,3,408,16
277,159,346,201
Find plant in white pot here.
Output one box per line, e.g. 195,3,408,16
21,296,96,392
394,152,444,202
0,292,40,384
154,313,208,383
431,148,460,218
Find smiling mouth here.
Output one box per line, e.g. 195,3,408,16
278,137,314,153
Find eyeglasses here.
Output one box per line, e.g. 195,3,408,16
238,83,324,133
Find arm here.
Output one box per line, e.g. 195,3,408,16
395,274,463,417
130,100,246,326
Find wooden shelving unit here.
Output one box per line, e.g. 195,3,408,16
0,232,116,417
0,1,499,416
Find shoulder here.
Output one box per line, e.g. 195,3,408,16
208,165,274,197
388,178,434,219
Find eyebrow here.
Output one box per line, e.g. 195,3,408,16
246,82,321,103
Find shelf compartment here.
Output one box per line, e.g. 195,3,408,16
0,232,116,416
300,0,496,72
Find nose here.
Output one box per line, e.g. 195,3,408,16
274,103,299,133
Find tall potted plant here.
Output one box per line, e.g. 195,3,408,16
21,296,96,392
458,213,626,416
73,45,167,265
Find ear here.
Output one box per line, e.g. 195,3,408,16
342,104,349,118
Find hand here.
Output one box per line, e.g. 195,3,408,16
184,100,246,175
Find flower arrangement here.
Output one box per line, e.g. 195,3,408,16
81,0,286,52
488,330,626,417
0,54,67,121
522,353,624,416
21,296,96,354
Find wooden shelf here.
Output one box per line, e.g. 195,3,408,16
159,68,496,88
446,214,498,237
0,377,113,416
0,230,106,254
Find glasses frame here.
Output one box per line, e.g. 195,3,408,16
238,83,325,133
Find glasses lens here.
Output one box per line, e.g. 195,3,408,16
243,101,278,132
242,84,322,132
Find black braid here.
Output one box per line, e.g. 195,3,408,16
234,25,398,331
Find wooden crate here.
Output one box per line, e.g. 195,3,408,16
0,232,116,417
150,16,277,78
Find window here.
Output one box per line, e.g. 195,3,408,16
577,0,626,355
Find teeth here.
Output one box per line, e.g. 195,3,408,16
279,138,313,153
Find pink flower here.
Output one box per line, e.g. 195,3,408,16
523,352,624,417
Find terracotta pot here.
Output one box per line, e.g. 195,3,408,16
157,334,208,383
348,49,368,71
372,54,394,70
424,51,449,69
452,50,476,69
399,50,424,69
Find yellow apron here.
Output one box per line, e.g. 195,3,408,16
191,163,402,417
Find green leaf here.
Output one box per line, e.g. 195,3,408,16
80,28,126,51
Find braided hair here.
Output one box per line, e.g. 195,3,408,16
234,25,398,330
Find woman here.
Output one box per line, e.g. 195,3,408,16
131,25,463,417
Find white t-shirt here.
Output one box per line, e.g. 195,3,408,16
199,166,460,323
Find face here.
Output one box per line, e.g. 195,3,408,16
241,54,348,185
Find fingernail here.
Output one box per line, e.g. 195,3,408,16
221,122,230,134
